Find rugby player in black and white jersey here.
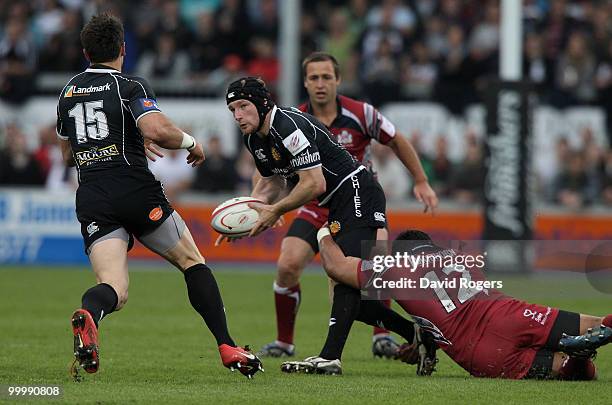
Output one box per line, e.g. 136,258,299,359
57,14,262,379
224,77,427,374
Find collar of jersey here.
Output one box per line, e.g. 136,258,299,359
306,96,342,124
269,105,278,129
85,64,120,73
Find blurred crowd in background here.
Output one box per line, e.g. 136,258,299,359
0,0,611,209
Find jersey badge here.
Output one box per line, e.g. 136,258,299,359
329,220,341,235
283,129,310,156
337,130,353,145
140,98,159,110
271,147,281,161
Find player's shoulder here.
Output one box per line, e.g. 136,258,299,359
338,94,374,126
338,94,367,110
272,106,311,133
338,94,373,116
110,73,150,88
114,74,157,99
297,101,309,113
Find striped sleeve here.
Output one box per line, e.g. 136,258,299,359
363,102,396,144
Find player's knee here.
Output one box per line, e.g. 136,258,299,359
580,314,604,333
165,243,204,271
115,290,129,311
277,255,304,287
176,251,204,272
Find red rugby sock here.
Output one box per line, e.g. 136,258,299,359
274,282,301,345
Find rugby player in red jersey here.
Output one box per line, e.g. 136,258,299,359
285,227,612,379
257,52,439,359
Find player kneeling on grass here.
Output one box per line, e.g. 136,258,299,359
58,13,261,380
282,227,612,380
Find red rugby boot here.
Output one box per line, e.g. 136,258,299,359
71,309,100,376
219,344,263,379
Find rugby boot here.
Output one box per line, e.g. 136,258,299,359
219,344,264,379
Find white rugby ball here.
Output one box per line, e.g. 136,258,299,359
211,196,262,236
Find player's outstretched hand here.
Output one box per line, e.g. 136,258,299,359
413,181,438,215
186,142,206,167
144,139,164,161
248,202,281,237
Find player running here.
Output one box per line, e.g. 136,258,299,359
58,14,262,380
283,227,612,379
257,52,439,359
224,76,437,375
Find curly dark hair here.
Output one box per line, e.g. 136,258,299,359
392,230,438,254
80,13,124,63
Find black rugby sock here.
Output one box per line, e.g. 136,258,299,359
82,283,118,327
184,264,235,347
356,300,415,343
319,284,361,360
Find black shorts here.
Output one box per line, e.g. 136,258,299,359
76,168,173,254
286,218,320,253
524,310,580,380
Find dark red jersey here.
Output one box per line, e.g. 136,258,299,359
358,248,559,378
298,95,396,171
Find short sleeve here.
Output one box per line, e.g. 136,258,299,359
126,77,161,123
363,102,396,144
273,108,322,171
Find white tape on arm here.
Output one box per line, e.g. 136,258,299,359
316,227,331,244
181,132,196,151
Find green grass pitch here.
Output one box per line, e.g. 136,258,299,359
0,266,610,404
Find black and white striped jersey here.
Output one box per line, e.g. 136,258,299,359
56,64,161,183
245,105,364,206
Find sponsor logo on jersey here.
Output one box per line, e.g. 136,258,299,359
149,206,163,221
64,83,111,97
374,212,386,222
255,148,267,161
271,167,292,177
271,147,281,161
140,98,159,110
75,144,120,165
87,221,99,236
523,306,552,326
290,150,320,167
329,221,341,235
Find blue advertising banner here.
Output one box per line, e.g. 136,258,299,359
0,190,87,264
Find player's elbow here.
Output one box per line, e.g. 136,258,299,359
141,121,170,143
138,114,173,144
310,172,326,197
321,254,341,281
315,177,326,196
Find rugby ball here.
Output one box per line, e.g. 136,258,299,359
211,196,262,236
